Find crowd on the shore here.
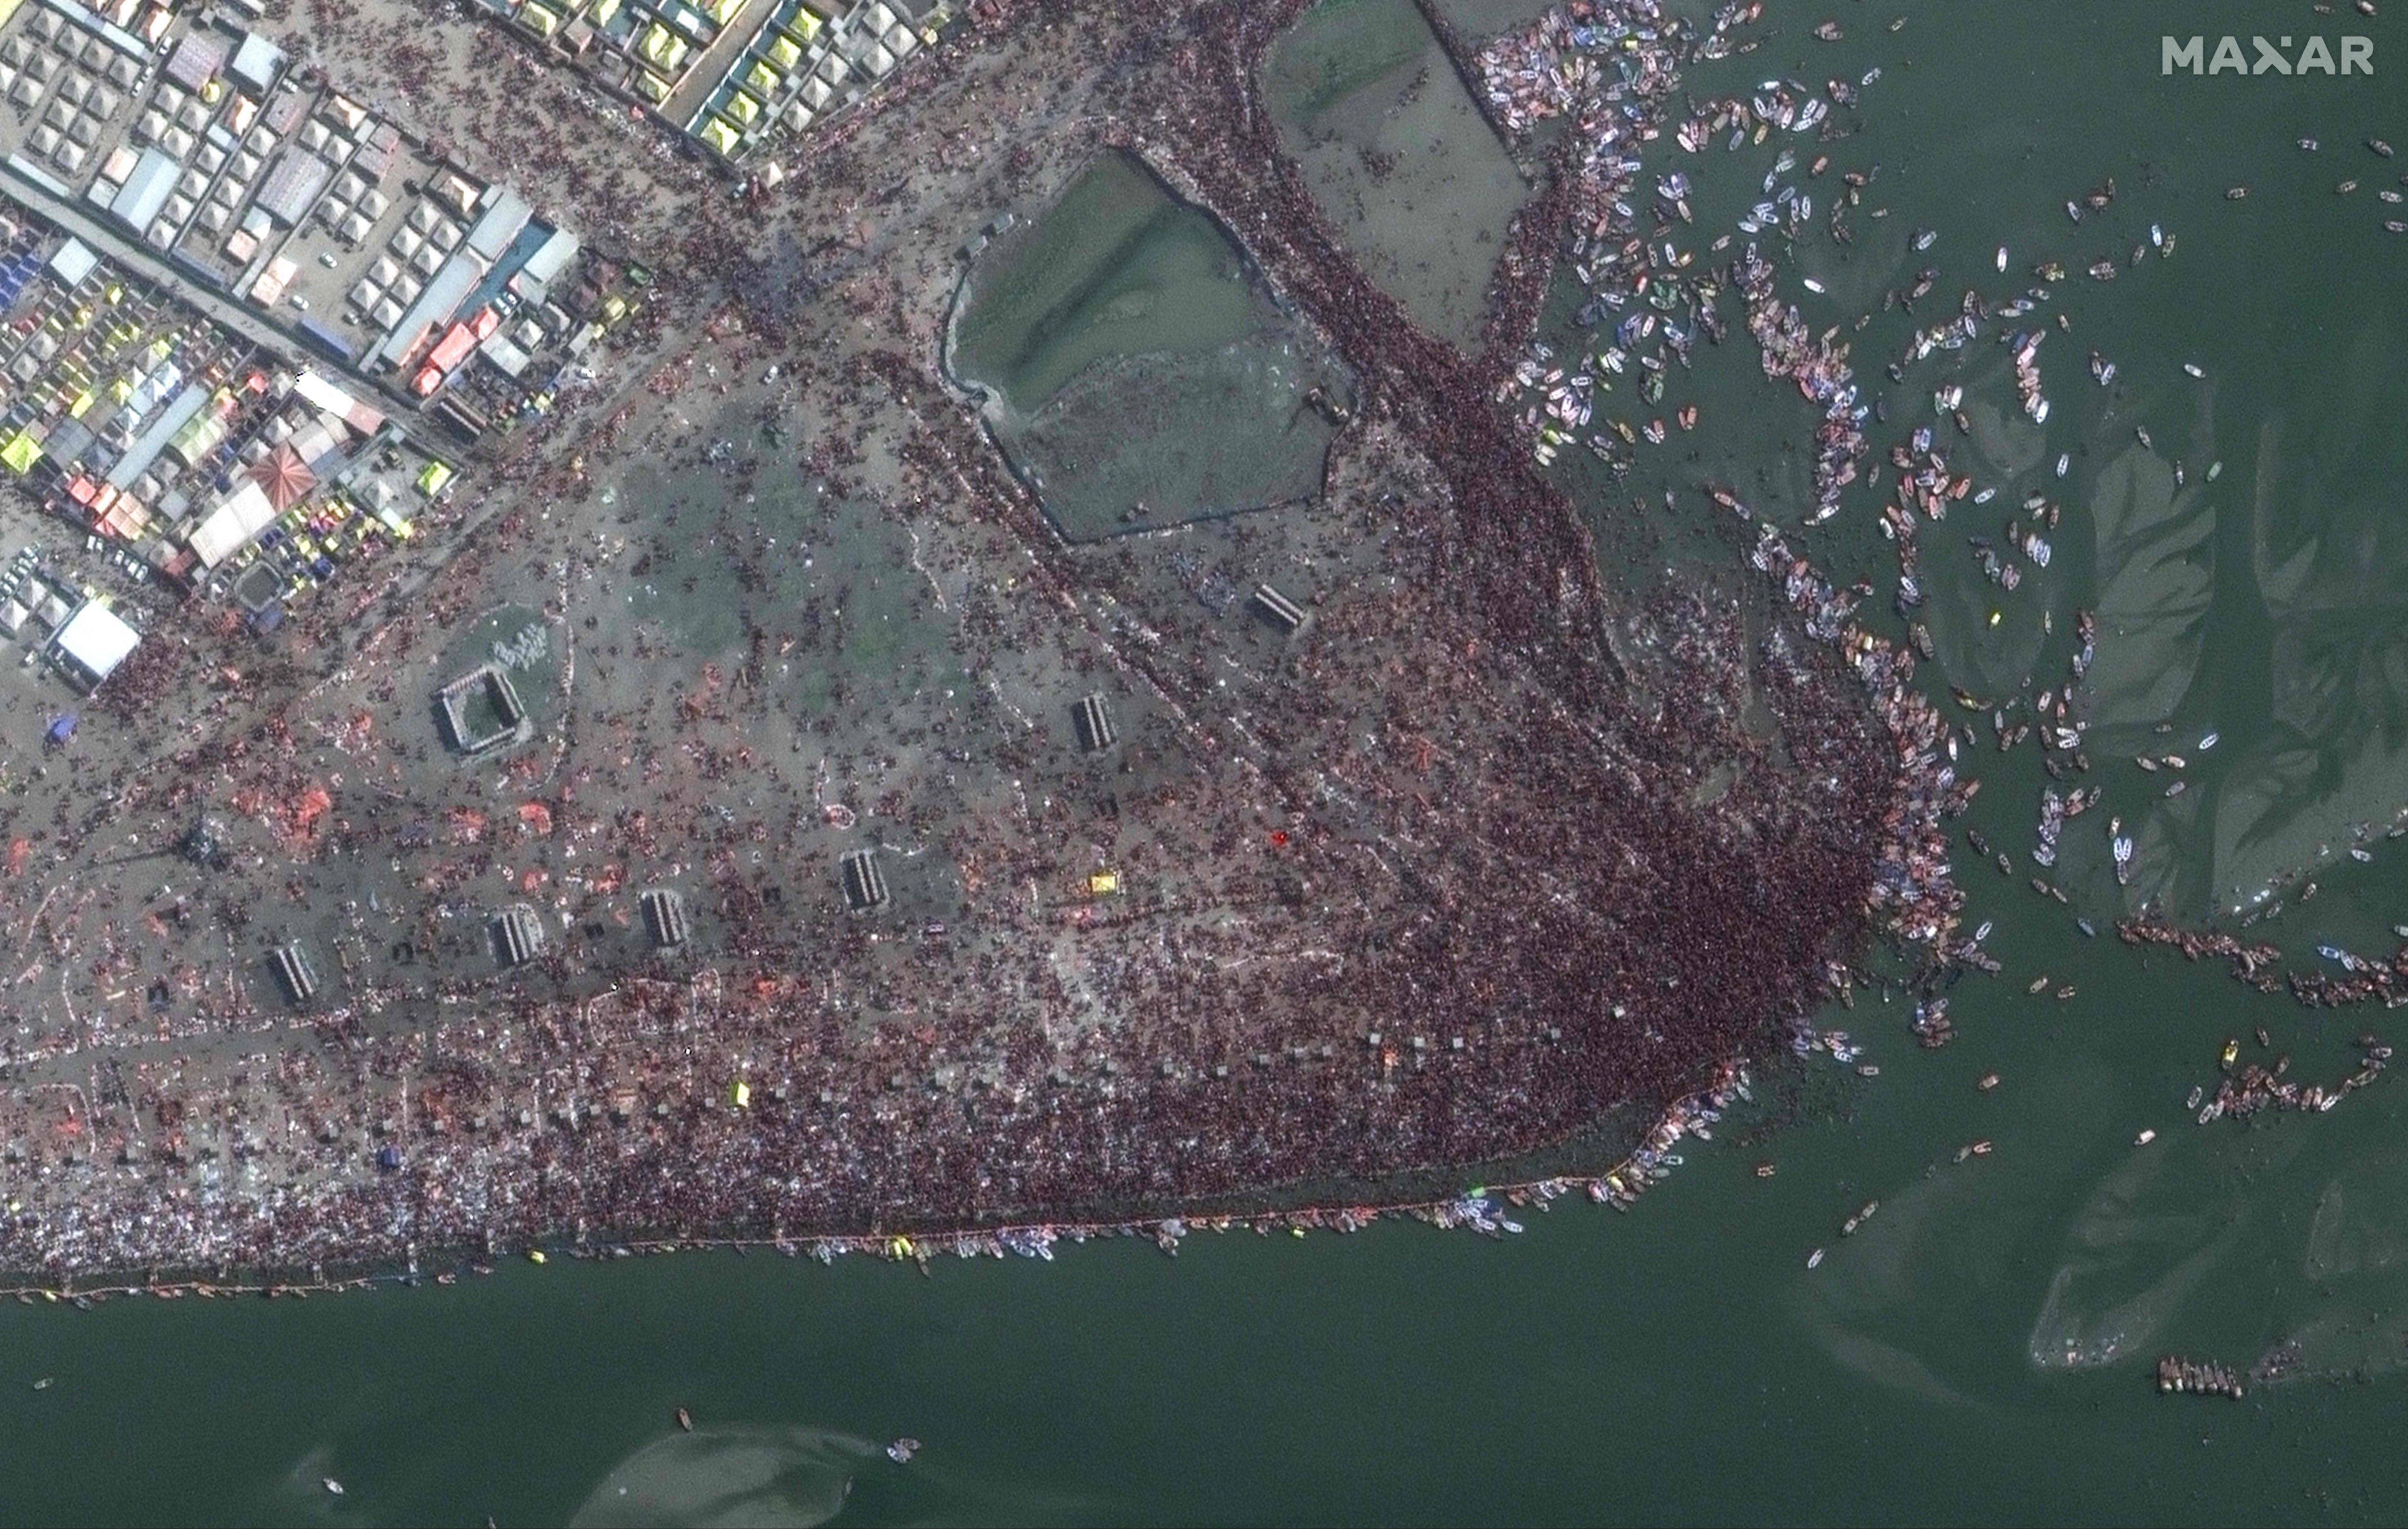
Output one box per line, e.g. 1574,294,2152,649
0,0,2040,1283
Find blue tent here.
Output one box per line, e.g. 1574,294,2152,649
45,713,76,746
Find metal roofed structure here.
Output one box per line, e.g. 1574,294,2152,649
105,146,175,233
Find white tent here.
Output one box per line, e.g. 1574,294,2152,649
53,602,141,687
188,479,277,567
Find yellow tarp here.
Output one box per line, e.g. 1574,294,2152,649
416,460,453,497
1088,870,1119,896
730,1079,751,1109
0,433,39,473
67,388,93,419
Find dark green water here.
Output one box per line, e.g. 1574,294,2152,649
12,2,2408,1523
948,150,1349,539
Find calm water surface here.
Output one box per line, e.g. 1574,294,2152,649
10,1,2408,1522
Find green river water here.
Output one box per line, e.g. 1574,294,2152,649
9,1,2408,1522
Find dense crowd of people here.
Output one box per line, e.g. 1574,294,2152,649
0,0,2013,1285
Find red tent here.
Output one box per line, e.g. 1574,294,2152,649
251,443,316,511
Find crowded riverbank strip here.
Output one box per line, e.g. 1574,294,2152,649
0,0,1977,1283
1,0,2388,1287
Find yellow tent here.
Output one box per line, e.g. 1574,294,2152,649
782,11,818,42
523,3,560,34
730,1079,751,1109
640,22,687,69
708,0,742,23
745,60,780,95
765,34,801,68
416,460,454,497
698,116,739,154
590,0,620,22
635,68,672,102
723,89,761,126
0,433,39,473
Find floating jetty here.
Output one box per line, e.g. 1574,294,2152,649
2156,1355,2245,1400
